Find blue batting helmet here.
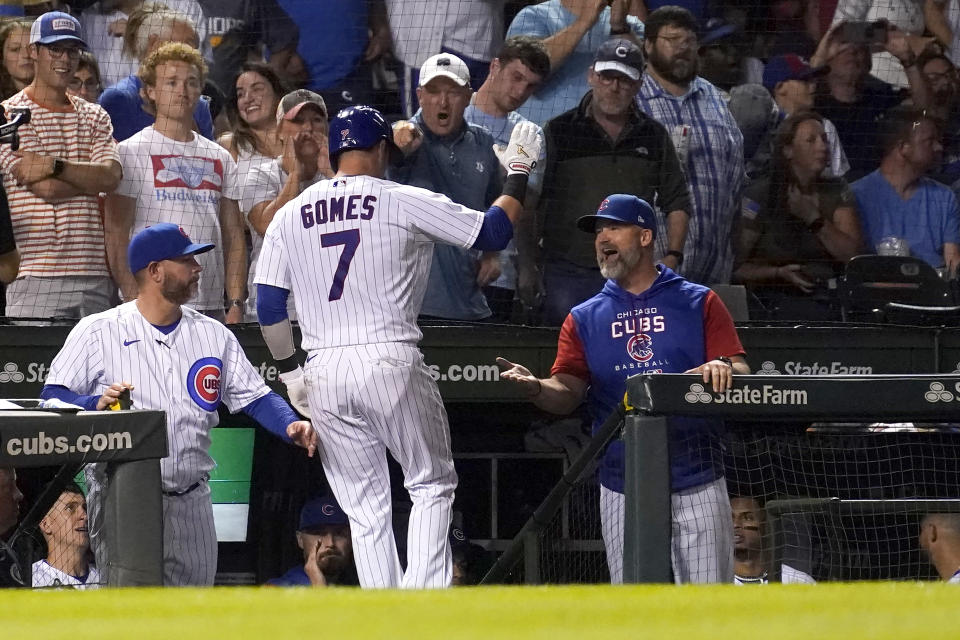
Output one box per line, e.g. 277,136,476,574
328,105,399,169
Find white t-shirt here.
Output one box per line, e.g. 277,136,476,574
116,127,241,311
32,559,102,589
239,157,323,322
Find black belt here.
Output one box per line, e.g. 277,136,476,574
163,479,204,497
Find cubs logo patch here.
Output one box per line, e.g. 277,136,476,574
626,333,654,362
187,357,222,411
321,503,335,515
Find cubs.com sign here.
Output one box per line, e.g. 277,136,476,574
684,382,809,406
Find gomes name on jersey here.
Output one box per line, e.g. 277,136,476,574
300,195,377,229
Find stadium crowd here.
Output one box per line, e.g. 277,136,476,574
0,0,955,325
1,0,959,589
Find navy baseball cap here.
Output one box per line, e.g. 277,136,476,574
593,38,644,81
127,223,214,274
299,495,349,532
30,11,87,49
762,54,829,91
577,194,657,238
700,17,739,47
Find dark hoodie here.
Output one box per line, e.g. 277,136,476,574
551,266,744,492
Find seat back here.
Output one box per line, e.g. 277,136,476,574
840,255,955,322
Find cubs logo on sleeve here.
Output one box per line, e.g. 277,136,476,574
187,357,222,411
152,155,224,190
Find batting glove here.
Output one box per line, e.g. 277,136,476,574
495,121,543,176
279,366,311,419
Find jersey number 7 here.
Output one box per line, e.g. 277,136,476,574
320,229,360,301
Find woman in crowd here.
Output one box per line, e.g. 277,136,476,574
734,111,864,319
66,51,103,103
0,19,33,100
218,62,285,169
218,62,286,321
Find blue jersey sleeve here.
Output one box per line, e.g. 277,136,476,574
470,205,513,251
242,391,296,443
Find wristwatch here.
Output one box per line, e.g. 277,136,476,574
665,250,684,265
718,356,733,367
610,25,630,35
51,157,66,178
227,298,244,310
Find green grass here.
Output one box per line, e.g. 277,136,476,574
1,583,955,639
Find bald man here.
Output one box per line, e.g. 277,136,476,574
920,513,960,583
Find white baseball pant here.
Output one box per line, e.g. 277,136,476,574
600,476,734,584
305,342,456,589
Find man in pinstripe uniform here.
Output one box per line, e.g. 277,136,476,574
255,105,541,588
40,224,316,586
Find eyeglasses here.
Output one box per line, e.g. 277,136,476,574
924,70,957,84
42,44,82,59
68,78,101,93
655,33,698,50
596,70,640,88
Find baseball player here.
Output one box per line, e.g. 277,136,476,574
255,105,541,588
498,194,750,584
32,482,101,589
40,223,316,586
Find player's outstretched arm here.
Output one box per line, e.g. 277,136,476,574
496,357,587,415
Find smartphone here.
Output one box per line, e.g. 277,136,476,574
840,20,888,46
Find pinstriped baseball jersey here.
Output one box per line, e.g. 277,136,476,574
253,175,484,349
45,301,271,491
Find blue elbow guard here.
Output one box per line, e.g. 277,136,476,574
256,284,290,325
471,205,513,251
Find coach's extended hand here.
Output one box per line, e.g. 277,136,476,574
286,420,317,457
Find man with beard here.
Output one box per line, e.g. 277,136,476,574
267,495,357,586
919,512,960,583
498,193,749,584
40,223,317,586
32,482,101,589
636,6,744,286
537,38,691,326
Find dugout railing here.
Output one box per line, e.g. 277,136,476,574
622,373,960,583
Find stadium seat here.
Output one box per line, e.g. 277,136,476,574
839,255,960,325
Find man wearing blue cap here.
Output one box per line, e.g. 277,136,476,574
499,194,750,585
0,10,122,320
39,223,317,586
267,495,356,587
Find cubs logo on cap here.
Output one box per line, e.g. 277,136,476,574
187,357,222,411
576,193,657,238
299,495,349,531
